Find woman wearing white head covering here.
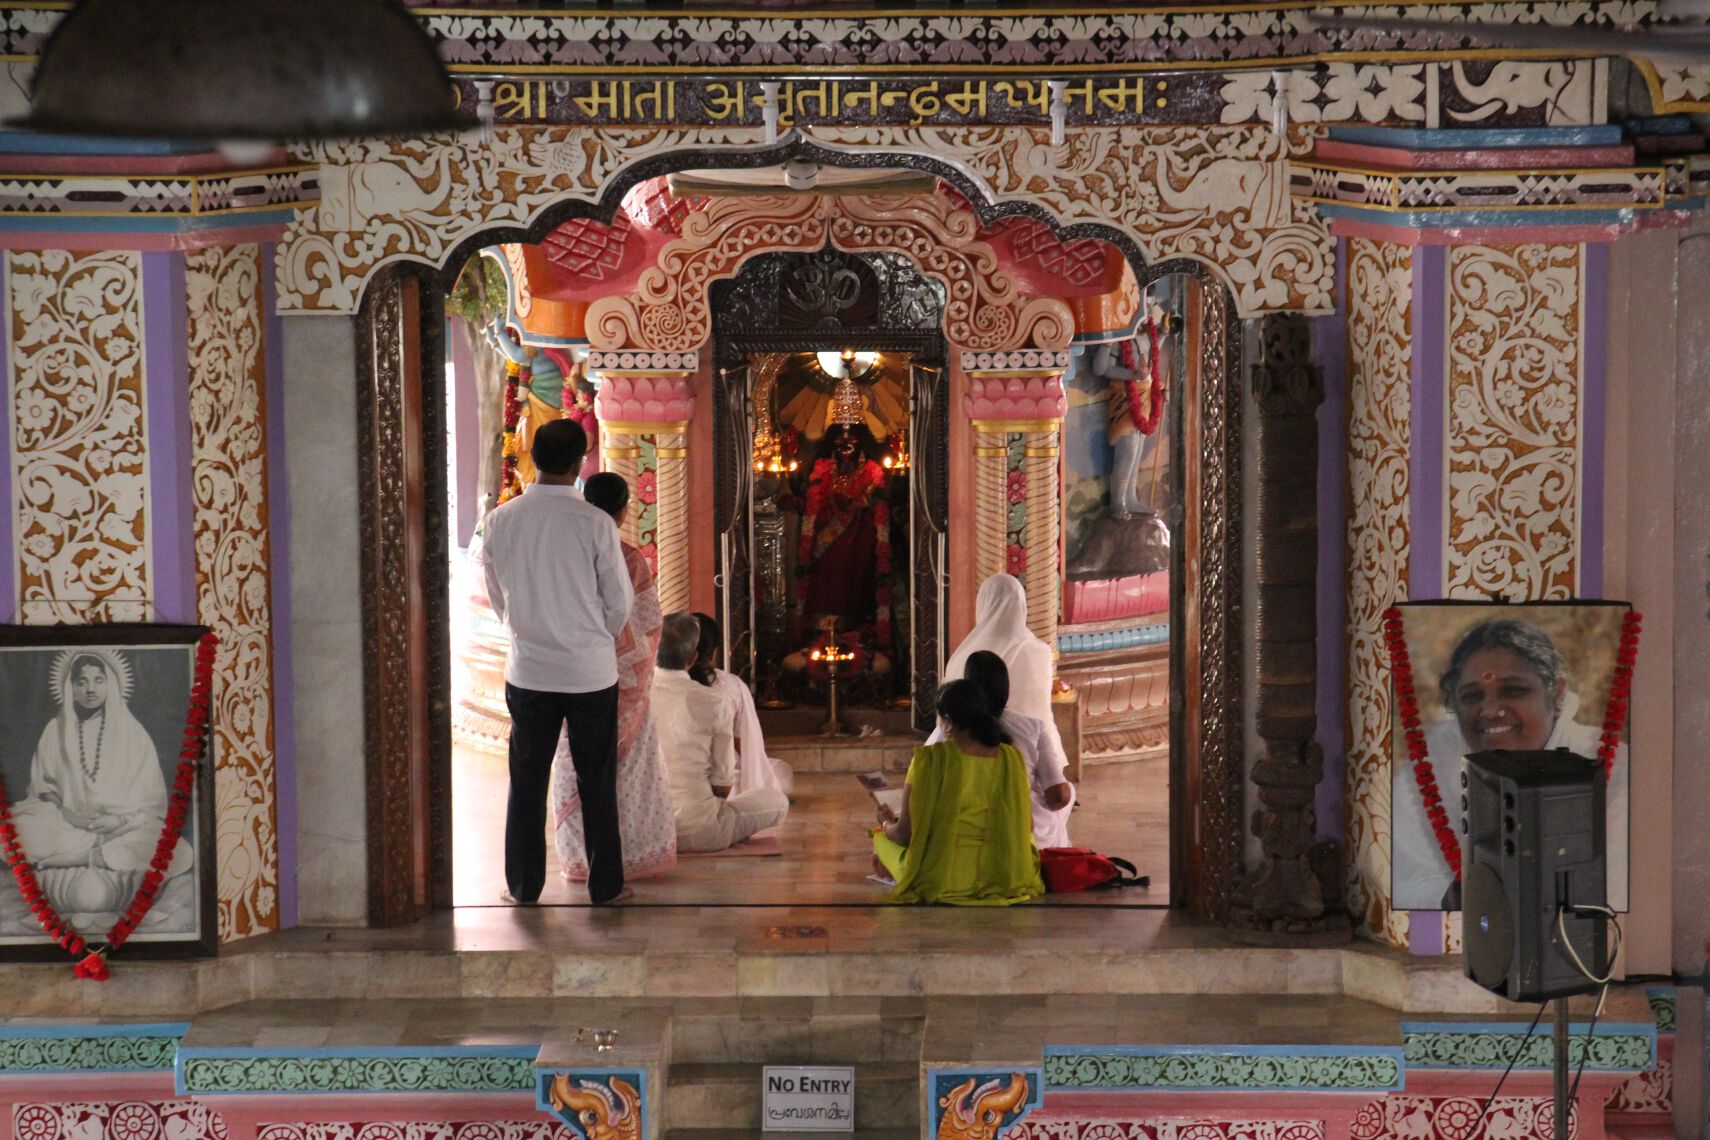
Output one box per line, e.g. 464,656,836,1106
943,575,1055,724
14,651,192,878
931,575,1073,846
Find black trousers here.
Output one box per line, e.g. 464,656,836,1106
504,682,624,903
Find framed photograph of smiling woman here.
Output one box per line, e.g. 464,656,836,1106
0,624,217,959
1388,600,1633,914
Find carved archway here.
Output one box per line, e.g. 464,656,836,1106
352,143,1246,927
586,192,1073,356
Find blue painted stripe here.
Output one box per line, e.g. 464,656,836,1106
0,210,301,233
1046,1043,1400,1058
0,133,213,155
177,1044,539,1059
1327,125,1627,149
1401,1020,1654,1036
0,1022,190,1038
1316,203,1641,230
1058,622,1170,655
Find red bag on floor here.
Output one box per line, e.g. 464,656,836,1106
1039,847,1149,893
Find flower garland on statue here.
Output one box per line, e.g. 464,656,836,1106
498,359,526,504
0,632,218,980
1382,607,1642,880
1118,314,1166,436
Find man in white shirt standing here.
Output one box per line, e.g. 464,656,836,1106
653,613,789,853
476,420,634,905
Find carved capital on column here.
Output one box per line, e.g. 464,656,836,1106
963,350,1071,420
1249,312,1324,419
589,353,698,424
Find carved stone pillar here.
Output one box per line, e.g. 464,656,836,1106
1229,313,1350,944
965,350,1071,652
591,352,697,614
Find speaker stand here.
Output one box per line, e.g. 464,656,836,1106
1552,997,1570,1140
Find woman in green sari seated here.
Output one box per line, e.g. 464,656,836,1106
872,679,1045,905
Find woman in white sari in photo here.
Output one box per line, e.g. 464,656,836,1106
690,613,793,800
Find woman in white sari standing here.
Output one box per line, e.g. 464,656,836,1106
690,613,793,800
551,473,677,883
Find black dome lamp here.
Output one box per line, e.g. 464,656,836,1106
13,0,461,143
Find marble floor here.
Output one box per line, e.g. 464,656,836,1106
452,742,1171,908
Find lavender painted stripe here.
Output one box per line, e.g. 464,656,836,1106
263,243,298,930
1580,242,1608,599
1314,241,1349,845
0,256,12,622
142,252,193,624
1409,912,1446,956
1409,245,1446,600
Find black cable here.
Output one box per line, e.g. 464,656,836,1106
1467,999,1548,1140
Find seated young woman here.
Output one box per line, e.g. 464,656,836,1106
926,650,1074,848
872,679,1046,906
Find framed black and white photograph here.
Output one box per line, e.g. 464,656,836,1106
1388,601,1632,915
0,624,217,959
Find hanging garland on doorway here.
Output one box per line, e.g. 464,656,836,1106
0,632,218,980
1381,607,1641,880
1118,314,1165,436
499,358,526,503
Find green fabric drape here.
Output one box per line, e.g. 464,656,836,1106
873,740,1044,906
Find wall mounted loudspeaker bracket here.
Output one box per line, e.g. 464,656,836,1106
1461,749,1608,1002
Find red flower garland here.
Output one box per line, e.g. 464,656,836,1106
1383,607,1643,881
498,361,525,503
0,632,218,979
1119,315,1166,436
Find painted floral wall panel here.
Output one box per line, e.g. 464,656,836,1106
13,1099,227,1140
258,1125,575,1140
1343,237,1414,948
1444,243,1583,602
185,245,280,939
5,250,151,624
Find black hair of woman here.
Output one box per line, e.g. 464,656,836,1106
934,678,1012,749
961,650,1011,716
690,611,720,686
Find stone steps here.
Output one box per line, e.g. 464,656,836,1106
769,734,919,774
666,1061,918,1131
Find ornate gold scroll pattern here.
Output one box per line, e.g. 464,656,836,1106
819,124,1334,318
1444,243,1582,602
5,249,150,624
276,125,1330,318
587,192,1072,353
1343,237,1413,947
184,245,281,939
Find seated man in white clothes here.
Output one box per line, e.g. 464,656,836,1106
653,613,790,853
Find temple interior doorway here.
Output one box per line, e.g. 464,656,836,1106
433,177,1191,909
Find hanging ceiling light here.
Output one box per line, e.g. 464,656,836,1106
13,0,461,142
816,349,879,381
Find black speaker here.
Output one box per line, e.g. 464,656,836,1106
1461,749,1608,1002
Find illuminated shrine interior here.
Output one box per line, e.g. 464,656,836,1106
0,6,1706,1139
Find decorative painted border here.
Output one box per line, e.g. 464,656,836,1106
928,1069,1042,1140
0,167,318,218
1043,1045,1404,1092
1399,1022,1654,1071
1648,987,1676,1032
586,350,698,374
536,1070,647,1140
177,1046,538,1095
1291,164,1665,212
962,349,1074,372
1058,621,1171,655
0,1023,186,1073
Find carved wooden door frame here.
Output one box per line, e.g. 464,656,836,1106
351,158,1248,926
